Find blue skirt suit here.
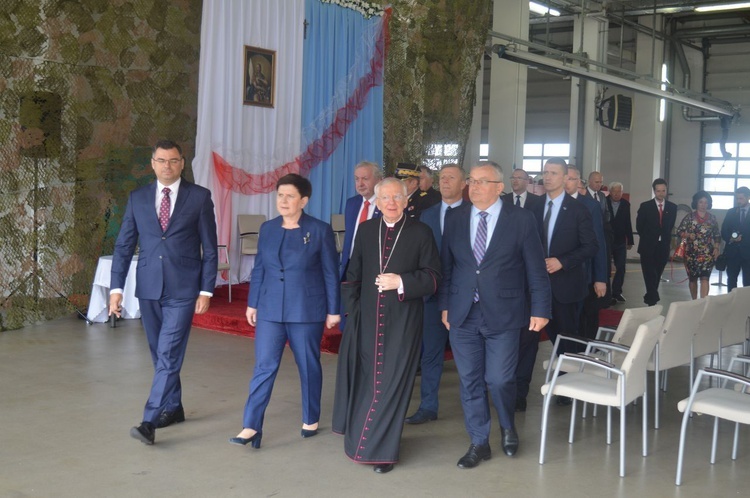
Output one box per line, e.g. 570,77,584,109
242,212,340,430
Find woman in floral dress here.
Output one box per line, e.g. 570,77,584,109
677,191,721,299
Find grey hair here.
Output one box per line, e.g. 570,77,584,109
374,177,407,197
471,160,504,182
440,163,466,179
609,181,624,191
354,161,384,180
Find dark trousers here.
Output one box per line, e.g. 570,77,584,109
726,252,750,291
450,303,519,445
139,296,196,424
579,285,602,342
516,327,539,400
418,298,449,414
640,248,668,305
243,320,325,430
611,242,627,296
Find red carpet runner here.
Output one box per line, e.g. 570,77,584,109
194,284,625,355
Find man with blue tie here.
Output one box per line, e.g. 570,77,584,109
534,159,598,359
439,161,550,467
405,164,466,425
721,186,750,290
109,140,218,445
340,161,382,278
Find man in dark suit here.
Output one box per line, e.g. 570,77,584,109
418,165,442,210
721,186,750,291
607,182,634,302
439,161,550,468
395,162,425,219
636,178,677,306
533,158,598,356
405,164,466,425
502,168,542,210
109,140,218,445
340,161,382,278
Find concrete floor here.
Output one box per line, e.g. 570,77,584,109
1,263,748,497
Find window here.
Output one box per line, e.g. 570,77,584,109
424,143,459,169
701,142,750,209
478,143,570,180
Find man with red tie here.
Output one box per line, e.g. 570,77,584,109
341,161,383,278
636,178,677,306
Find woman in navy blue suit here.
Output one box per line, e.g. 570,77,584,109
231,174,340,448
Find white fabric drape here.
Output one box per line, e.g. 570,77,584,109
194,0,305,284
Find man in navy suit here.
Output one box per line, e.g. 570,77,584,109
109,140,218,445
533,158,598,359
439,161,550,467
721,186,750,291
636,178,677,306
405,164,466,425
501,168,542,210
340,161,382,278
607,182,634,301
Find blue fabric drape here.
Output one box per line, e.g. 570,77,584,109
301,0,384,223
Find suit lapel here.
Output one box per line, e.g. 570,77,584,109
145,183,161,232
484,205,507,259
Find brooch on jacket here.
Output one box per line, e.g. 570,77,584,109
303,232,311,244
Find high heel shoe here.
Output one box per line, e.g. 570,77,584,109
229,431,262,448
300,428,318,438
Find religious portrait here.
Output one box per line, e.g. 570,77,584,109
243,46,275,108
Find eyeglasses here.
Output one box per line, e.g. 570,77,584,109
153,158,183,166
466,178,502,186
377,195,406,202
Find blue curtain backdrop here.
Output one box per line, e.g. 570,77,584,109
301,0,384,222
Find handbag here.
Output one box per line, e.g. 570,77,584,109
715,253,727,271
673,239,686,259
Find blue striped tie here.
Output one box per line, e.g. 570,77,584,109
473,211,489,302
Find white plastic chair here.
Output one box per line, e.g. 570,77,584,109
331,214,345,254
722,286,750,359
693,293,735,376
217,245,231,302
540,315,664,478
675,355,750,485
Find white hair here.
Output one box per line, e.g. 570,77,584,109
374,177,407,197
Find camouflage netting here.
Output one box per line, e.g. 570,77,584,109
0,0,490,330
379,0,492,173
0,0,201,330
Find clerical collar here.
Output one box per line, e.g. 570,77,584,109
383,215,404,227
570,191,579,199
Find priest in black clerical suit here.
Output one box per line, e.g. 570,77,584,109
332,178,441,474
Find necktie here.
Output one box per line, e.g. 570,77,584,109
741,208,746,225
472,211,489,302
159,187,171,232
515,195,521,207
358,200,370,225
543,200,553,256
658,203,663,227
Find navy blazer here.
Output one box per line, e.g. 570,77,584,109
636,199,677,255
576,194,608,284
111,180,218,300
340,194,381,278
248,212,340,323
721,205,750,259
502,191,542,211
534,194,598,304
439,202,551,330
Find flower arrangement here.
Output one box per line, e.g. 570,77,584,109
320,0,385,18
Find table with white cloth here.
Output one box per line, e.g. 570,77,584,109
86,255,140,323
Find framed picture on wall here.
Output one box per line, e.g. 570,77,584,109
243,46,275,108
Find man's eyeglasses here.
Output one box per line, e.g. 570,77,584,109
153,158,183,166
466,178,502,186
377,194,406,202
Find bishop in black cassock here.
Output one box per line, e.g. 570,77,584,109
332,178,441,473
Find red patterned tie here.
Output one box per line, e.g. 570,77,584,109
658,202,663,227
358,199,370,225
159,187,171,231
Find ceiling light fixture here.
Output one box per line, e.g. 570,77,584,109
529,1,561,17
695,2,750,13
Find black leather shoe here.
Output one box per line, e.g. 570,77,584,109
405,409,437,425
501,427,519,456
229,431,262,448
301,428,318,438
457,443,491,469
156,406,185,428
130,422,155,445
515,398,527,412
373,463,394,474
